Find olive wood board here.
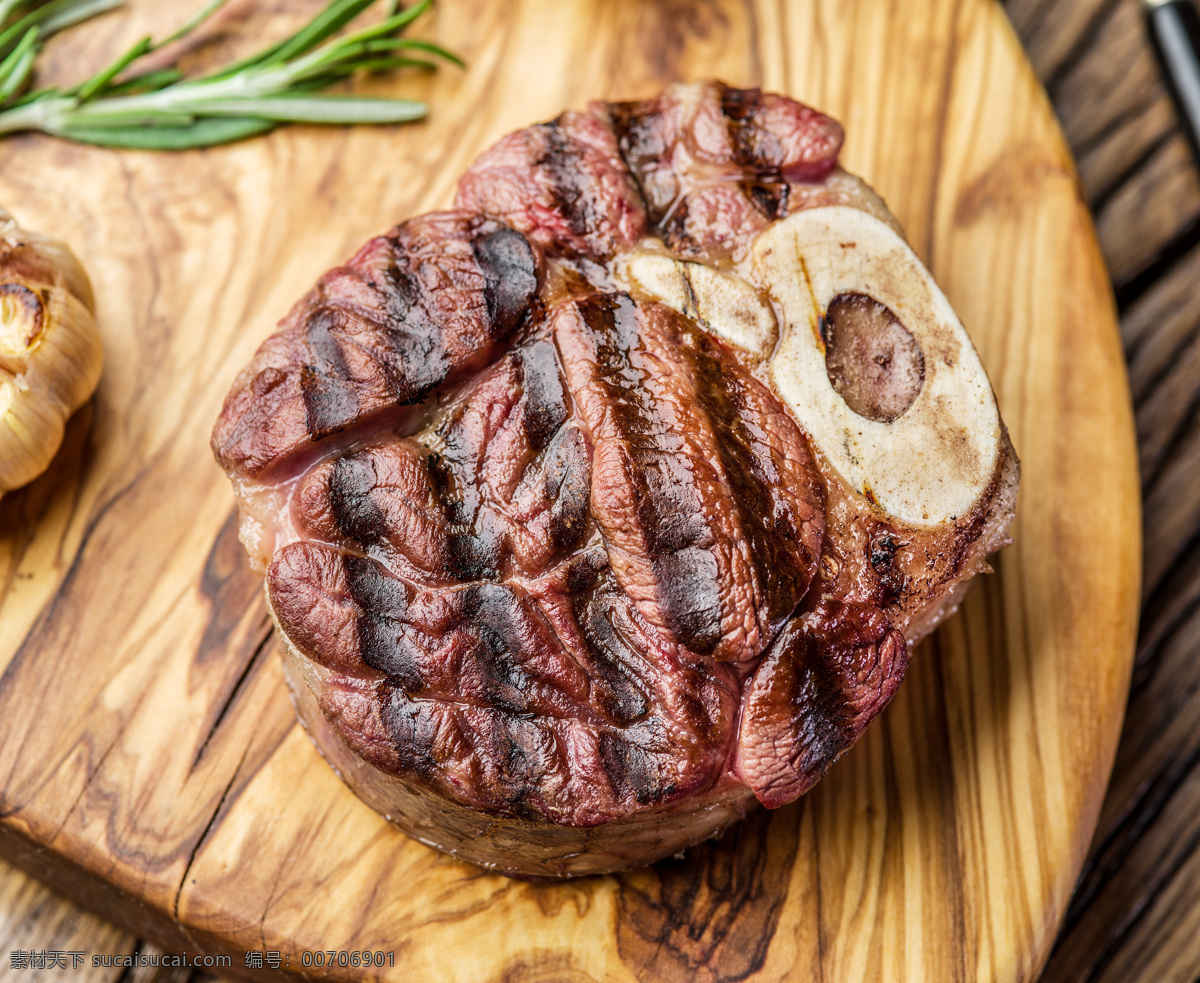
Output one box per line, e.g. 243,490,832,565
0,0,1141,980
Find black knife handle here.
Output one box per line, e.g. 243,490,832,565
1145,0,1200,169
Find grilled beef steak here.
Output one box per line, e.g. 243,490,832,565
212,81,1018,877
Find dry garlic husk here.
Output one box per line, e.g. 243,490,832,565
0,206,102,494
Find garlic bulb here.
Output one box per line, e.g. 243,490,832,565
0,207,103,494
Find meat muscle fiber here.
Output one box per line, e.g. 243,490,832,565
212,81,1018,877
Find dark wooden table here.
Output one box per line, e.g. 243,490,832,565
1007,1,1200,980
2,0,1198,980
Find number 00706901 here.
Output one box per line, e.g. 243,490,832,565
300,951,395,968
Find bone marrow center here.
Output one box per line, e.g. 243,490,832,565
752,206,1002,528
822,291,925,423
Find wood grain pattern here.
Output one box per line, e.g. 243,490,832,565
0,1,1140,981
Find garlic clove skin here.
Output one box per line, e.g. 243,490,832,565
0,208,94,314
0,208,103,495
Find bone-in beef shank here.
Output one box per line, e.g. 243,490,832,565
212,81,1018,878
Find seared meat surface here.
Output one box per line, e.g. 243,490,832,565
455,110,646,261
269,289,824,825
213,81,1018,877
607,81,843,261
212,212,541,481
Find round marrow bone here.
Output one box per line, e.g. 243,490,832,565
752,206,1001,528
614,210,1002,530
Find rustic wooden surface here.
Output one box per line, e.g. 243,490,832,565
0,869,218,983
0,0,1147,980
1007,2,1200,981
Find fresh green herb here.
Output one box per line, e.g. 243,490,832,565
0,0,459,149
0,0,126,100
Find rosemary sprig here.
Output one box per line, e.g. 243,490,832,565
0,0,459,149
0,0,125,100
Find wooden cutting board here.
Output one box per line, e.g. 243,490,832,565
0,0,1141,980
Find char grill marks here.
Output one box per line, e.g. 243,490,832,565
554,293,824,664
737,600,907,809
211,212,541,480
271,543,741,823
271,286,827,819
454,110,647,261
214,82,932,826
292,338,590,586
606,81,844,260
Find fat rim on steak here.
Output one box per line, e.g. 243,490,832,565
212,81,1019,878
